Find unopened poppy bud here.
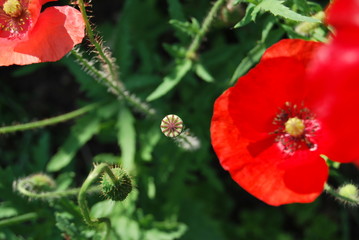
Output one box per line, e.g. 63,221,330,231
337,183,359,206
101,167,132,201
27,173,56,193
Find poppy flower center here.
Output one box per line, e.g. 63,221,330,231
272,102,319,155
284,117,305,137
3,0,22,18
0,0,30,38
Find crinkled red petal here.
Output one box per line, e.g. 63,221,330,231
211,89,328,206
0,6,84,66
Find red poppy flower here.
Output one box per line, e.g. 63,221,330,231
211,39,332,206
0,0,85,66
306,0,359,163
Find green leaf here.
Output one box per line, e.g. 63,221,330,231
255,0,320,23
140,124,161,162
169,18,200,37
46,116,100,172
0,202,18,219
56,172,75,191
230,44,265,84
32,132,50,171
194,63,215,82
117,107,136,172
163,44,187,58
167,0,186,21
234,4,258,28
146,59,192,101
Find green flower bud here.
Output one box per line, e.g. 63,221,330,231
27,173,56,193
337,183,359,206
101,167,132,201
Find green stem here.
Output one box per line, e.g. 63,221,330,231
0,212,38,227
324,183,359,205
77,0,118,81
186,0,226,58
78,163,115,239
15,178,101,200
0,102,100,134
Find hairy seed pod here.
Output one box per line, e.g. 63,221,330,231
160,114,184,137
101,167,132,201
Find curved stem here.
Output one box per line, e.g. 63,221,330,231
15,178,101,200
186,0,226,58
78,163,116,239
0,102,101,134
0,212,38,227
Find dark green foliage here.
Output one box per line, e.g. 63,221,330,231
0,0,358,239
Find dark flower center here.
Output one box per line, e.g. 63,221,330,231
272,102,319,155
0,0,31,39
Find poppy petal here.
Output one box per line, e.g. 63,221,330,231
228,58,308,140
262,39,322,62
211,89,328,206
0,6,84,66
307,36,359,163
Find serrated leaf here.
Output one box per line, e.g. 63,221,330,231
146,59,192,101
194,63,214,82
163,44,186,58
234,4,257,28
255,0,320,23
169,18,200,37
117,107,136,172
46,116,100,172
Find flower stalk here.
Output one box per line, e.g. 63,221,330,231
78,163,132,240
325,183,359,206
14,175,101,200
186,0,227,59
0,102,101,134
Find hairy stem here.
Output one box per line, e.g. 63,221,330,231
15,177,101,200
186,0,227,58
77,0,118,81
0,102,100,134
324,183,359,205
70,50,156,117
78,163,115,239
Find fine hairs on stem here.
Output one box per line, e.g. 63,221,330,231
78,163,132,240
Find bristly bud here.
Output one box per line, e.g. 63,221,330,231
337,183,359,206
24,173,56,193
101,167,132,201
